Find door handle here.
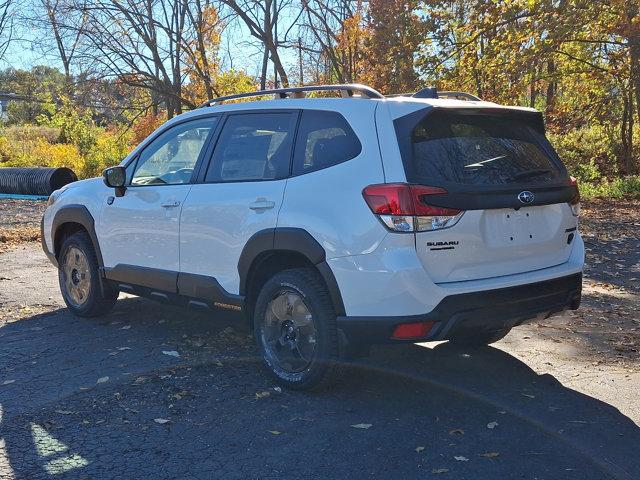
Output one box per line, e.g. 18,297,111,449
161,200,181,208
249,199,275,211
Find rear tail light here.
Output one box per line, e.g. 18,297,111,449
362,183,464,232
569,176,580,217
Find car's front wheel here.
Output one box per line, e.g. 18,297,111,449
253,268,344,390
58,231,118,317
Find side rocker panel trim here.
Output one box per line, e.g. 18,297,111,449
178,272,244,309
104,264,177,293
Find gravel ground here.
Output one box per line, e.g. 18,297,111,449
0,197,638,479
0,199,46,254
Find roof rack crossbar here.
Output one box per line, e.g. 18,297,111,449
199,84,384,108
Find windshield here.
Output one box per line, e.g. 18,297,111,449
406,111,564,186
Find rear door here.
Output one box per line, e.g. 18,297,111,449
179,110,298,296
394,108,578,283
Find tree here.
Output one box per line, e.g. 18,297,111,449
0,66,66,123
0,0,13,60
417,0,640,173
300,0,364,83
22,0,87,88
219,0,297,88
361,0,423,94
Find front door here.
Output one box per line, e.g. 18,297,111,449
180,111,298,296
98,117,217,288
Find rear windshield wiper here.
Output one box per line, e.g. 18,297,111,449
465,155,507,168
513,168,552,181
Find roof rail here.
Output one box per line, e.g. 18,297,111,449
411,88,481,101
198,83,384,108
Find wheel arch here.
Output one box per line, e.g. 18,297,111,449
239,228,346,324
52,204,104,268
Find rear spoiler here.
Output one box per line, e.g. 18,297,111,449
430,106,545,133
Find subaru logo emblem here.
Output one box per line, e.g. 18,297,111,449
518,191,534,204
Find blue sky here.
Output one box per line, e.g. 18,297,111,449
0,5,303,83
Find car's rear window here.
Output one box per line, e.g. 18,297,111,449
406,111,564,186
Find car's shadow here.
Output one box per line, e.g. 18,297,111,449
0,297,638,479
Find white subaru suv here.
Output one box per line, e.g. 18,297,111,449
41,84,583,389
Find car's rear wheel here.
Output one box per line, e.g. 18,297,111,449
253,268,344,390
448,328,511,347
58,231,118,317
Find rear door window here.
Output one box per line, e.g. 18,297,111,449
293,110,361,175
405,111,564,186
206,112,297,182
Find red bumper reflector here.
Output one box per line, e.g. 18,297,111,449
391,321,434,340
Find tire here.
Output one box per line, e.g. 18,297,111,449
58,231,118,317
448,328,511,347
253,268,344,390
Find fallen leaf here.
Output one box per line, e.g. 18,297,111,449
415,446,425,453
162,351,180,358
432,468,449,474
454,455,469,462
268,430,282,435
351,423,373,429
480,452,500,459
487,421,499,429
154,418,171,424
172,390,189,400
96,376,109,384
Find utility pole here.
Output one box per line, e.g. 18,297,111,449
273,0,278,88
298,37,304,85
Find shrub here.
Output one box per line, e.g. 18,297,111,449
579,176,640,199
0,125,60,144
1,137,84,172
548,124,618,179
0,117,131,178
84,130,131,178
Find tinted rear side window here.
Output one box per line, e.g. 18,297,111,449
405,111,564,186
293,110,361,175
206,113,296,182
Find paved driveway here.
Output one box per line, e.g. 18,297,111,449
0,198,639,479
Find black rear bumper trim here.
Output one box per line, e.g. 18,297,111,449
336,273,582,344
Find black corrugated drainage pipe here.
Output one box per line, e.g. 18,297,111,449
0,167,77,196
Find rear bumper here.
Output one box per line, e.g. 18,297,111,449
336,273,582,344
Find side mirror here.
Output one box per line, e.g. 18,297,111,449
103,166,127,197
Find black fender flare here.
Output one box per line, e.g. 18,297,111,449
52,204,104,268
238,227,346,316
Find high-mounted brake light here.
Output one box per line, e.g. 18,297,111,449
362,183,464,232
569,176,580,217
